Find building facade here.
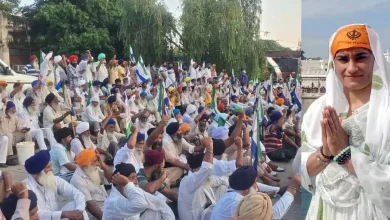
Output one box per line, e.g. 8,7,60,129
301,59,327,112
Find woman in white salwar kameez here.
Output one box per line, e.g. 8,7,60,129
301,24,390,220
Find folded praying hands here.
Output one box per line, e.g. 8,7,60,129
321,106,349,156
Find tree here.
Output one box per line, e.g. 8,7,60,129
24,0,122,58
0,0,21,14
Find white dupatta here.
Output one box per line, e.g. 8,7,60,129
301,24,390,217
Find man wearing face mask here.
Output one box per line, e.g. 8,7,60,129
182,104,197,126
66,54,82,92
0,101,32,166
163,122,205,187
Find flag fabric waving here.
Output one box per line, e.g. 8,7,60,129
135,56,150,84
129,46,136,64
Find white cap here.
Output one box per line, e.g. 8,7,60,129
54,55,62,63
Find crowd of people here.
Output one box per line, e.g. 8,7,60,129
0,50,302,220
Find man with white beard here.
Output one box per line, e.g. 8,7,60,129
71,122,113,161
17,97,54,150
42,93,71,131
71,148,113,220
0,101,32,166
82,96,106,134
23,150,89,220
26,80,46,114
8,82,25,112
97,117,126,159
131,109,154,138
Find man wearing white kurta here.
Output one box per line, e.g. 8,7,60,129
114,128,143,173
23,150,89,220
178,137,228,220
82,96,106,133
103,163,175,220
18,97,56,149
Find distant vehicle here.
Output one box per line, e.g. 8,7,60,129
0,59,37,92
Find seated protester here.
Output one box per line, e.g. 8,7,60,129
211,166,300,220
71,149,113,220
131,109,155,139
97,117,126,159
163,122,205,187
114,126,143,172
261,107,275,129
0,183,39,220
101,95,122,132
178,137,229,220
81,96,106,135
235,192,272,220
137,150,178,201
90,80,106,101
182,104,197,126
185,107,210,143
43,79,64,104
264,111,299,162
50,128,77,182
0,135,9,168
9,82,26,112
212,137,244,177
281,109,300,158
23,150,88,219
25,80,46,113
0,101,33,166
103,163,175,220
18,97,54,151
71,122,113,162
42,93,71,131
133,133,146,165
207,113,228,137
0,170,12,202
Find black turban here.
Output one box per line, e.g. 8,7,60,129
187,153,204,169
229,166,257,190
166,122,180,135
213,139,226,157
45,93,56,104
107,95,116,104
1,190,38,220
54,127,72,143
113,163,136,177
23,96,34,108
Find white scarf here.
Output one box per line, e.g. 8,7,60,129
301,24,390,217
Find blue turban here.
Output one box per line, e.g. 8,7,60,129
140,91,148,97
98,53,106,61
5,101,15,112
25,150,50,175
93,80,101,87
107,118,116,126
136,133,145,143
31,80,41,88
166,122,180,135
173,109,180,115
229,166,257,190
198,106,204,113
81,53,88,60
118,59,124,65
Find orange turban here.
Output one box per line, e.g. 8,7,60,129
217,103,225,111
205,98,212,105
75,149,96,166
275,98,285,106
331,24,371,57
0,80,7,86
178,123,191,134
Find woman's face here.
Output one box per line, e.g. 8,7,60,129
334,48,374,91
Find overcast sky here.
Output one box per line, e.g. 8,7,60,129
303,0,390,58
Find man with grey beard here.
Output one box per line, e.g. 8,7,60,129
17,97,55,150
26,80,46,114
0,101,32,166
23,150,89,220
71,148,113,220
81,96,106,135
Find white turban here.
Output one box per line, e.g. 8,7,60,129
91,96,99,103
76,122,89,134
54,55,62,64
212,127,229,140
168,69,175,74
186,104,196,114
77,80,86,87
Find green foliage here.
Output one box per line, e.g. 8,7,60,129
0,0,21,14
117,0,175,64
26,0,122,57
